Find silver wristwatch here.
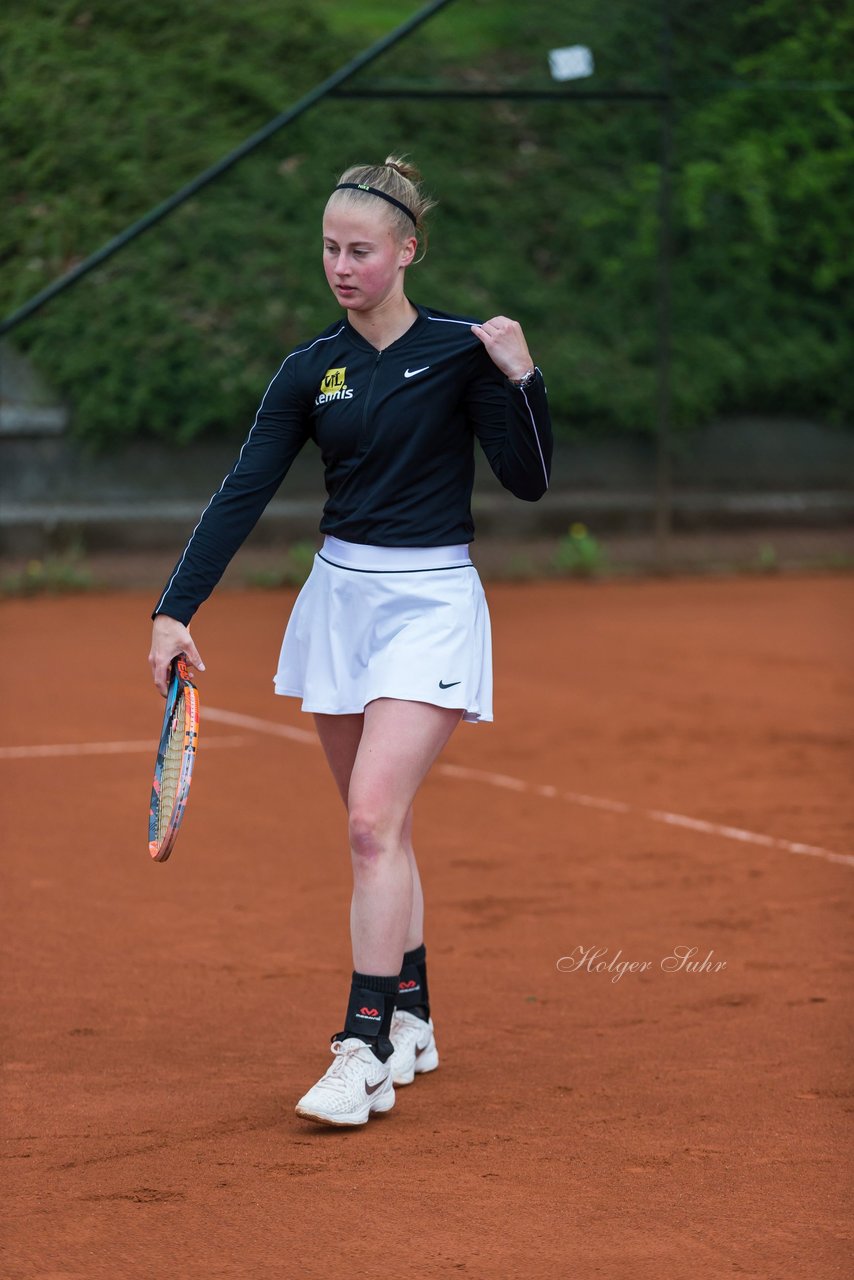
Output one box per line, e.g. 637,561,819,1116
509,366,537,390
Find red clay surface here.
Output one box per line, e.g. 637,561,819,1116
1,574,852,1279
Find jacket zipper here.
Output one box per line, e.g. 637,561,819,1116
361,351,383,439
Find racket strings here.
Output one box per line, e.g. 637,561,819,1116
157,693,188,838
149,658,199,861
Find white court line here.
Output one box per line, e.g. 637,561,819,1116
204,706,854,869
0,735,247,760
438,764,854,869
205,706,317,744
3,708,849,868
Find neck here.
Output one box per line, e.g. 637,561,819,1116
347,292,418,351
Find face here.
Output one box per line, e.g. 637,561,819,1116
322,200,416,313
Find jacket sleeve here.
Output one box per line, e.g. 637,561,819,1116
463,346,553,501
152,356,311,625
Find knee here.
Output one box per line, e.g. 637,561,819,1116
348,807,392,864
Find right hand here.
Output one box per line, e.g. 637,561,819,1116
148,614,205,697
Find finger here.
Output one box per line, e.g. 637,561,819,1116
155,648,182,696
184,641,205,672
149,650,166,697
473,323,501,342
154,660,170,697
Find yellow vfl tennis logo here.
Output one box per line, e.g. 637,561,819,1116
316,367,353,404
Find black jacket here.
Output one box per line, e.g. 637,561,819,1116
153,304,553,624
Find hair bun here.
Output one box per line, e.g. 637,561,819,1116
384,154,422,184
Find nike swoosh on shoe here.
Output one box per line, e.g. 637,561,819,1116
365,1076,389,1095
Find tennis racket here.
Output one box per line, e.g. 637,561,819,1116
148,653,200,862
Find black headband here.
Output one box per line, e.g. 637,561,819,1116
334,182,417,226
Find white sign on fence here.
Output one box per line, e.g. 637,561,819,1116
548,46,595,82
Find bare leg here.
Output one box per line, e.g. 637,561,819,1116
314,716,426,953
313,711,363,806
401,808,424,953
314,700,461,974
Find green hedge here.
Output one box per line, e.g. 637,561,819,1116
2,0,851,448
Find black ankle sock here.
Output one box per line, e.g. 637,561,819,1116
333,971,398,1063
395,943,430,1022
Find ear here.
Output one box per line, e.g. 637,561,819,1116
399,234,418,268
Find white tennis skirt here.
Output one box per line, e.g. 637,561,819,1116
274,535,493,723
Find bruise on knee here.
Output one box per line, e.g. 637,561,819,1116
348,807,401,863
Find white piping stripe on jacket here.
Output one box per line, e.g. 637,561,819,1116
154,327,344,617
522,373,549,491
427,315,479,327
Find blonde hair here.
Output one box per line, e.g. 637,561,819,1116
328,155,437,260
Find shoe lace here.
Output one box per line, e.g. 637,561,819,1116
322,1039,371,1093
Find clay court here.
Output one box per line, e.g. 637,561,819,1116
1,573,851,1278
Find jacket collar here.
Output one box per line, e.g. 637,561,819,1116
342,303,427,355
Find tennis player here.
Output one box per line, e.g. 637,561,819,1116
149,156,552,1126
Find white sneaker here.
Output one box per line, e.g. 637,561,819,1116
295,1038,395,1127
390,1010,439,1087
